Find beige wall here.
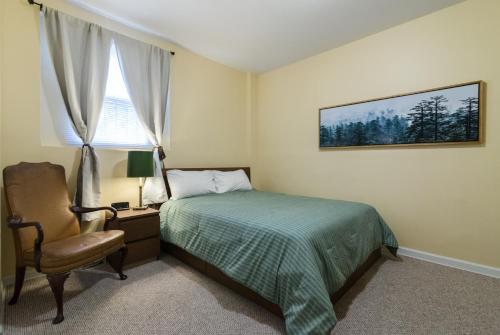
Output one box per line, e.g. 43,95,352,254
0,0,5,284
0,0,249,277
254,0,500,268
2,0,499,280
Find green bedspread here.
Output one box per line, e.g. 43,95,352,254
159,190,398,335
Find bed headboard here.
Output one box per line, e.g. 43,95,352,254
162,167,251,199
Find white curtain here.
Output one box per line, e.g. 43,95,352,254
42,8,112,220
113,34,172,204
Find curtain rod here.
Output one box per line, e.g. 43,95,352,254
28,0,43,11
27,0,175,56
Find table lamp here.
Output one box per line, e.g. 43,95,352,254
127,151,154,210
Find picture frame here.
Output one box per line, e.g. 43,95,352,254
319,81,485,149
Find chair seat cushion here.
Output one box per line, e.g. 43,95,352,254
24,230,125,274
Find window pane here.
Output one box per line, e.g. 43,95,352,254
92,43,152,148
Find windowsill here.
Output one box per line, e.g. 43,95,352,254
94,145,155,151
43,142,154,151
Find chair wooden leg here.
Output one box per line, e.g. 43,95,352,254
9,266,26,305
108,246,128,280
47,273,69,324
117,246,128,280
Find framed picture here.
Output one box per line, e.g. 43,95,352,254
319,81,485,149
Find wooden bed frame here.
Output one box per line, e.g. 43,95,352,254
160,167,382,317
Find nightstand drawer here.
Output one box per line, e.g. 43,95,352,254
107,208,160,269
124,236,160,265
109,215,160,243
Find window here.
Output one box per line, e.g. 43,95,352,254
44,42,152,149
92,43,152,148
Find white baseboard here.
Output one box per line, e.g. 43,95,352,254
1,248,497,289
2,271,45,288
398,247,500,279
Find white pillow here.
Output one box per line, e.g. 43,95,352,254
167,170,216,200
214,169,252,193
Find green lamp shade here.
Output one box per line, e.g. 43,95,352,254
127,151,154,178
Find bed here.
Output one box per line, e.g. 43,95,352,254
159,167,398,335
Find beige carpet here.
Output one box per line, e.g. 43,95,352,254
3,254,500,335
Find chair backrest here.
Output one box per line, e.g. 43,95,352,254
3,162,80,256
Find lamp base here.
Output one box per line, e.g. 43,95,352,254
133,182,147,210
132,206,148,211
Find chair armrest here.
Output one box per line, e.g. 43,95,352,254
7,216,44,272
70,206,118,230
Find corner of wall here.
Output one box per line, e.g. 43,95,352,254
245,72,259,186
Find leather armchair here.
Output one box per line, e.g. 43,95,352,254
3,162,128,324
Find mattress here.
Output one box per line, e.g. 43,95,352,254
159,190,398,335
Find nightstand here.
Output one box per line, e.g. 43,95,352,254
107,208,160,267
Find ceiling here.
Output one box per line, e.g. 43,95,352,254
68,0,464,73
